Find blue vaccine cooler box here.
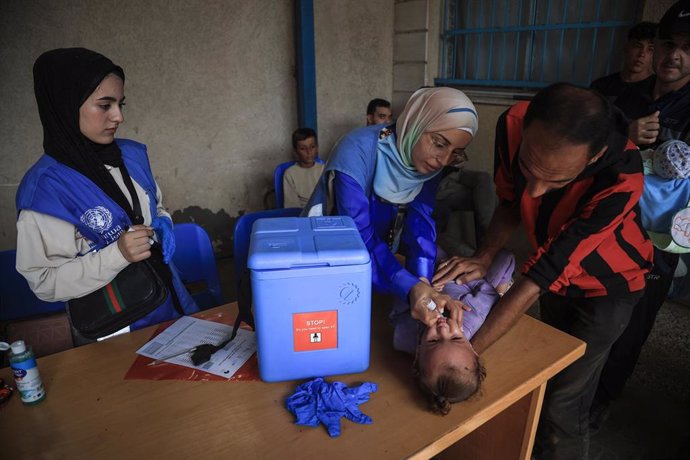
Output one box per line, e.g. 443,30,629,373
248,216,372,383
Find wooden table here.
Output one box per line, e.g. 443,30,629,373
0,301,584,459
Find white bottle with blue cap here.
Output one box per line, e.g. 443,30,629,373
0,340,46,405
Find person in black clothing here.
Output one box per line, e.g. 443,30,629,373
615,2,690,149
591,22,657,102
591,0,690,431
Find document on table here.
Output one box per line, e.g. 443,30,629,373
136,316,256,378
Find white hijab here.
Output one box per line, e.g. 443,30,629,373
396,87,478,168
373,87,478,203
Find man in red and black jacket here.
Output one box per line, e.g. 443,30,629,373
433,83,653,460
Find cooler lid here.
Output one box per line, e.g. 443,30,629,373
247,216,371,270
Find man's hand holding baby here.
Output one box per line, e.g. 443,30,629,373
432,254,492,288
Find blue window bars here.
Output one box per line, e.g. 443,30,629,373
436,0,642,90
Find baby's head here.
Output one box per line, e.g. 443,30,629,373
413,315,486,415
652,140,690,179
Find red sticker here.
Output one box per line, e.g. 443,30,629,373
293,310,338,352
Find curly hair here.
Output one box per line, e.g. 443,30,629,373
415,354,487,416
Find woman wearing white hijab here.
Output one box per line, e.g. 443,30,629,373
305,87,478,325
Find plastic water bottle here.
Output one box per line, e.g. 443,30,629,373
9,340,46,405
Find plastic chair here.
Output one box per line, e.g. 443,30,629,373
233,208,302,295
0,250,65,321
230,208,302,334
274,158,325,208
172,223,224,310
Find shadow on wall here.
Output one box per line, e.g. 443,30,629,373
172,206,235,258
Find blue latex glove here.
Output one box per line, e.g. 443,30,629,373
286,377,377,437
151,216,175,264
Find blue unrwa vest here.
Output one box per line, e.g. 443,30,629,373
303,125,437,295
16,139,198,329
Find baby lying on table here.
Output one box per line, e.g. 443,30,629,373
390,250,515,415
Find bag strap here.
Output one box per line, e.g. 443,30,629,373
118,164,144,225
388,204,408,254
119,166,183,313
149,244,185,316
231,268,256,341
166,273,185,316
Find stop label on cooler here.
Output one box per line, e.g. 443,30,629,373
293,310,338,351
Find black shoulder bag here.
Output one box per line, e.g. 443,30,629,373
67,164,182,340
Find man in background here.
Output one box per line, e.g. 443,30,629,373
590,21,656,102
615,2,689,148
591,0,690,431
283,128,324,209
366,98,393,126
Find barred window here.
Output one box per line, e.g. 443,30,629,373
436,0,643,89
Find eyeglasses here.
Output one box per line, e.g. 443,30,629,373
448,149,469,168
426,132,470,169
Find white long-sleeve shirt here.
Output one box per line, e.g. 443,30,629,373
16,164,170,302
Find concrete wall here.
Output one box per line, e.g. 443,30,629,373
315,1,394,154
392,0,432,114
0,0,394,255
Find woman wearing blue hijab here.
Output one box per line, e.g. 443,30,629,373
305,87,478,326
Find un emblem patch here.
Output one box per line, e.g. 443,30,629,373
80,206,113,233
